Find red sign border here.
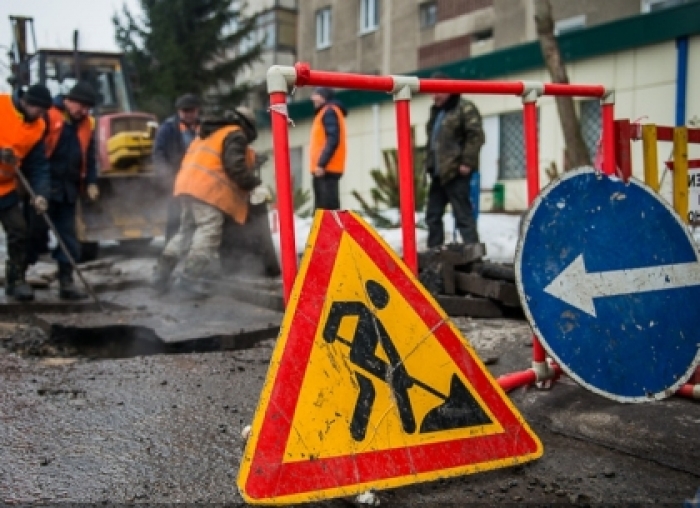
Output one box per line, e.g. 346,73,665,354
241,211,541,501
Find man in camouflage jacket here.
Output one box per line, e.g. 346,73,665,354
424,75,485,248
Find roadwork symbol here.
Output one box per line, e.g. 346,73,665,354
238,211,542,505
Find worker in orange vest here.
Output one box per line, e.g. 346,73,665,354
0,84,51,301
26,81,100,300
309,87,347,210
151,107,262,297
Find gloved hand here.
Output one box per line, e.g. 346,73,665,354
250,185,271,205
32,196,48,213
87,183,99,201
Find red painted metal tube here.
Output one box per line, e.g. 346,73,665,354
532,337,547,363
523,101,539,205
395,100,418,274
542,83,606,97
676,384,700,399
614,119,633,182
269,91,297,305
498,370,537,392
294,62,394,92
419,79,524,96
602,103,617,176
632,125,700,143
523,99,549,368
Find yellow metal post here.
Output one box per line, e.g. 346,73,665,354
642,125,659,192
673,127,689,223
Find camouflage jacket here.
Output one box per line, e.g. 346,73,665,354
425,95,485,183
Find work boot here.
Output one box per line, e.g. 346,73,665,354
5,261,34,301
58,263,88,300
151,255,178,294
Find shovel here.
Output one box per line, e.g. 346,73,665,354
14,164,104,311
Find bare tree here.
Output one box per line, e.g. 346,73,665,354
534,0,591,169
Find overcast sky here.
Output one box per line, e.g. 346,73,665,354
1,0,142,92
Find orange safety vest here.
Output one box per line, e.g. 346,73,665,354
44,106,95,180
308,104,347,174
0,94,46,197
174,125,256,224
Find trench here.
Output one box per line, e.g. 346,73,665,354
45,323,281,359
1,284,283,360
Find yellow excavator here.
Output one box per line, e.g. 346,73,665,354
8,16,165,260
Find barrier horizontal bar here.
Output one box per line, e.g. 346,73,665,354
294,62,394,92
291,63,608,99
631,125,700,143
419,78,524,95
542,83,606,97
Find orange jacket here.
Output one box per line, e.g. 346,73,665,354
174,125,256,224
44,106,95,181
309,104,347,174
0,94,46,197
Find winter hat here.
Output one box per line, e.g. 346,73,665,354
23,84,53,109
312,87,334,101
234,106,256,130
65,81,97,107
234,106,258,142
175,93,201,110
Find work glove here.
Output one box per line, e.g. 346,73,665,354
87,183,99,201
0,148,18,166
32,196,48,213
250,185,271,205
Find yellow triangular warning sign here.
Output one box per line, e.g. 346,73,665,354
238,211,542,504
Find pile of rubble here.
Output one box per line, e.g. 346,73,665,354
418,243,522,319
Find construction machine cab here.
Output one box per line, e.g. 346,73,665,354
29,49,134,114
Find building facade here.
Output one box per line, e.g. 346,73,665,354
254,0,700,212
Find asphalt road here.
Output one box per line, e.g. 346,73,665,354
1,316,698,505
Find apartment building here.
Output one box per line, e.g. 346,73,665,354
235,0,299,112
254,0,700,211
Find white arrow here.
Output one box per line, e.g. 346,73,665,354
544,254,700,317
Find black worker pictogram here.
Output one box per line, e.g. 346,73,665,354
322,279,492,442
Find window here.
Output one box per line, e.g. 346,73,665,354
498,110,539,179
641,0,690,12
580,100,602,161
276,0,298,9
419,2,437,29
472,28,493,42
316,7,332,49
360,0,380,33
257,11,277,50
554,14,586,35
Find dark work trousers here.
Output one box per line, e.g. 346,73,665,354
165,197,182,242
313,173,342,211
27,200,80,266
0,203,28,266
425,173,479,248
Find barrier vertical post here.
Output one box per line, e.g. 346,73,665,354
642,124,660,191
267,66,298,304
601,92,616,176
522,83,550,376
673,127,689,223
522,86,541,204
614,119,633,182
393,77,420,274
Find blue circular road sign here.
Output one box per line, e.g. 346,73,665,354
516,167,700,402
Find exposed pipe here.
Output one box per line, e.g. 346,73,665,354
675,36,688,127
